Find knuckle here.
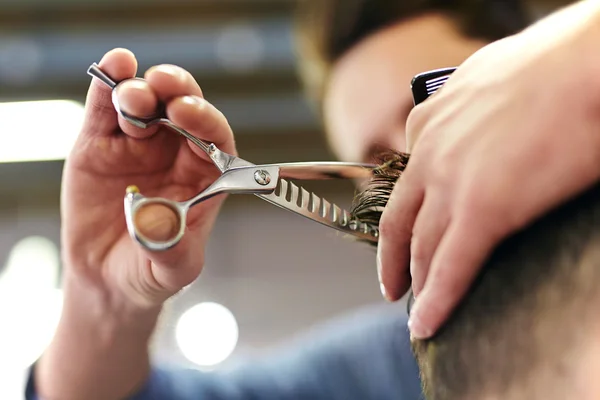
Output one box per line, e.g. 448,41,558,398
460,183,498,217
455,189,509,242
410,235,427,265
378,214,394,238
406,107,427,149
202,102,226,132
406,105,427,132
379,210,411,243
429,151,456,187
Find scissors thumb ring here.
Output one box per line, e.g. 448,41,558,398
124,186,187,251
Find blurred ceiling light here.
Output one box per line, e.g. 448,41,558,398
176,302,239,367
0,37,42,85
216,24,265,73
0,100,84,163
1,236,60,290
0,236,63,370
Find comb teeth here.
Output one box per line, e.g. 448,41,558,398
425,75,450,97
411,67,456,105
259,178,379,242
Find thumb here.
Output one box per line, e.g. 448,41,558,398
81,48,138,138
131,200,223,303
134,204,181,243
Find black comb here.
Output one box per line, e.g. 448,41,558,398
410,67,456,106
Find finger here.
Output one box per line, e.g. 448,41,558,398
132,196,224,305
409,191,451,297
166,96,237,157
405,105,428,153
81,48,138,137
407,217,498,339
376,168,425,301
114,79,160,139
115,63,203,139
144,64,203,101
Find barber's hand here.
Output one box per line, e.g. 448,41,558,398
63,48,235,308
377,1,600,339
37,48,236,400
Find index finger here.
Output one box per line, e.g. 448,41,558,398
167,96,237,158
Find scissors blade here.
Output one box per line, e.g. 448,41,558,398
258,162,376,180
256,178,378,243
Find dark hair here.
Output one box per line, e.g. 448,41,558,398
294,0,531,107
350,150,600,400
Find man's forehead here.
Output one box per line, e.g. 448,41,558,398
322,17,446,159
322,13,489,161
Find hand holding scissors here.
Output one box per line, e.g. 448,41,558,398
88,63,380,252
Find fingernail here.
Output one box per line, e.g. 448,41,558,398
376,246,391,301
376,244,384,281
181,95,206,108
148,64,184,80
409,257,421,297
115,80,157,119
407,303,432,339
379,282,392,302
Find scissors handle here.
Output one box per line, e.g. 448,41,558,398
123,162,380,250
124,165,281,251
87,63,245,172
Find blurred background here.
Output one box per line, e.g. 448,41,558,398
0,0,570,397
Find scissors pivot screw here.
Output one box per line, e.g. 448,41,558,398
254,170,271,185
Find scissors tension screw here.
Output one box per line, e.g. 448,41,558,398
126,185,140,194
254,170,271,185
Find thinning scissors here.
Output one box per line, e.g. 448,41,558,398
87,63,379,251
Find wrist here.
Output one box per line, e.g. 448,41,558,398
63,267,162,340
540,0,600,118
35,271,162,400
583,6,600,109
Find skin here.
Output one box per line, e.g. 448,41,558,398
35,1,600,398
324,13,487,296
326,1,600,340
37,50,237,399
324,13,488,163
377,0,600,338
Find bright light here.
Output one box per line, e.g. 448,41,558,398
0,289,63,370
0,236,63,370
216,24,265,72
0,100,84,163
175,302,239,367
1,236,60,290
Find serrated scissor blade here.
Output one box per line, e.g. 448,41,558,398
257,178,379,242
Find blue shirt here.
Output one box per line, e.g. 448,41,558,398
25,303,423,400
